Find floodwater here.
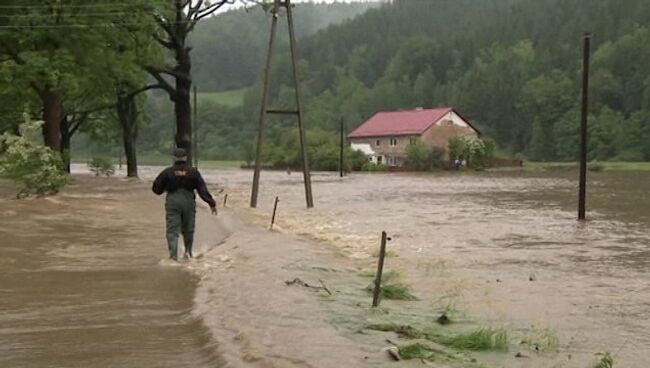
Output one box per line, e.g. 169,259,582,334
192,167,650,367
1,165,649,367
0,175,223,367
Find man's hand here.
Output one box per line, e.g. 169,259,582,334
211,206,218,216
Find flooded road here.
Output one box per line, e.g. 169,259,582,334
1,165,649,367
0,176,222,367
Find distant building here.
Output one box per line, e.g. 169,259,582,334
347,107,480,167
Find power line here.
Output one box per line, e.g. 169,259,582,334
0,13,134,18
0,4,137,9
0,23,147,29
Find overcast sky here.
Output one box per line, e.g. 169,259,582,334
218,0,385,13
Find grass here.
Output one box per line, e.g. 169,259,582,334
516,161,650,172
360,268,417,301
364,323,422,338
520,325,559,353
197,88,248,107
427,328,509,351
365,323,509,352
366,282,418,301
594,352,614,368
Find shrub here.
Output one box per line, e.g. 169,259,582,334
347,148,368,171
361,162,388,172
588,161,604,172
448,136,496,170
88,156,115,176
406,142,445,171
0,132,69,197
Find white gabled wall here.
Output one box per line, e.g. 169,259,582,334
438,111,470,128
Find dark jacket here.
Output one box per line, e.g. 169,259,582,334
152,162,217,208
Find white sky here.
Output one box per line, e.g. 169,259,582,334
217,0,385,13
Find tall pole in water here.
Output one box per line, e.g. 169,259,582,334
578,33,591,221
250,0,279,208
286,0,314,208
251,0,314,208
339,118,344,178
193,85,198,168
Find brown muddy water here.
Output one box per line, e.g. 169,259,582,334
0,175,223,367
1,165,649,367
186,167,649,367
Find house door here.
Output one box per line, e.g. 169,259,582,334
377,156,383,164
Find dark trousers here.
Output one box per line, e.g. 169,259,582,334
165,189,196,259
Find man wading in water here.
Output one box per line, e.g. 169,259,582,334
152,148,217,261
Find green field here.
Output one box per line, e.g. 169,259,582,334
196,88,248,108
514,161,650,171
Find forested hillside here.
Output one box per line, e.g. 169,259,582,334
191,2,379,91
142,0,650,163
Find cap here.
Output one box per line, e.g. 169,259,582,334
172,148,187,162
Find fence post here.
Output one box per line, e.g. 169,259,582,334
372,231,390,307
270,196,280,229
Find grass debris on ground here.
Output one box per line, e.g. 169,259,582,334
426,327,509,351
594,352,614,368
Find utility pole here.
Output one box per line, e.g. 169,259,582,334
339,118,345,178
250,0,314,208
578,33,591,221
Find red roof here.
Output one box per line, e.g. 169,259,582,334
348,107,477,138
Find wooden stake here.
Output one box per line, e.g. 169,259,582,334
270,196,279,230
223,193,228,207
372,231,389,307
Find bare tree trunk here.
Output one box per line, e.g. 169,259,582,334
117,93,139,178
173,26,193,164
41,87,62,152
60,116,71,173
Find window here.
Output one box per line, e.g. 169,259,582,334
389,138,398,146
409,137,418,144
376,139,381,146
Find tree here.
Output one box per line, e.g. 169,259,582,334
146,0,234,164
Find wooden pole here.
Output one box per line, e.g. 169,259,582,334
223,193,228,207
339,118,344,178
270,196,279,229
578,33,591,221
286,0,314,208
193,84,198,168
250,0,280,208
372,231,389,307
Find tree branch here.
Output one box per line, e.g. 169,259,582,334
152,13,181,47
127,84,163,99
190,0,233,29
144,66,177,97
152,33,175,49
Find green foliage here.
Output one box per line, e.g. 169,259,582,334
448,137,496,169
88,156,115,177
0,132,69,197
361,162,389,172
594,352,614,368
426,328,509,351
406,141,444,171
588,162,605,172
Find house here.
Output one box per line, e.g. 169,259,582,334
347,107,480,167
